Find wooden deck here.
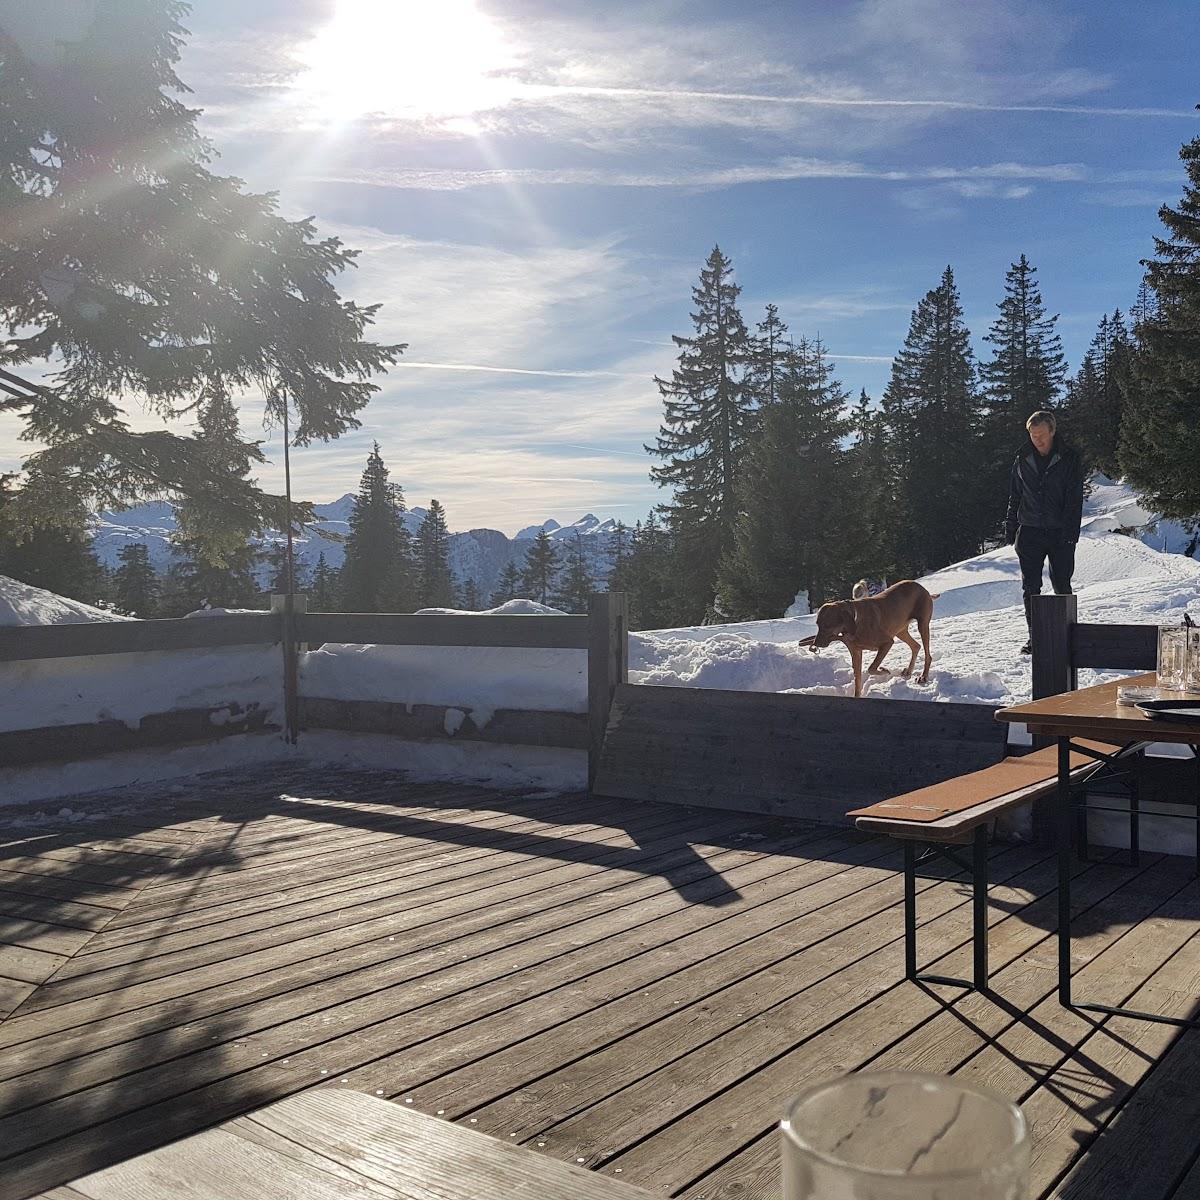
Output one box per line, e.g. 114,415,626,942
0,766,1197,1200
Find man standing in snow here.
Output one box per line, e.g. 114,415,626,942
1005,411,1085,655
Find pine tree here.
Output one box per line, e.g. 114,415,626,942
980,256,1067,515
648,246,753,620
161,390,264,610
457,577,483,610
552,533,595,614
161,540,259,614
112,542,159,617
264,542,310,595
340,444,413,611
0,3,403,555
0,467,105,602
519,530,560,605
846,389,890,579
606,521,633,595
981,255,1067,423
490,561,523,607
1119,135,1200,520
622,513,676,630
745,304,791,412
310,553,339,611
1069,311,1134,478
717,338,855,618
414,499,454,609
1131,275,1160,334
881,267,987,574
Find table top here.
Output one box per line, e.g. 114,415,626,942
35,1090,658,1200
997,674,1200,745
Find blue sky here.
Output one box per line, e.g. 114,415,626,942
4,0,1197,533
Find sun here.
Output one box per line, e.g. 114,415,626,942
294,0,519,123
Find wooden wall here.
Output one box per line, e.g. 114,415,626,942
592,683,1005,825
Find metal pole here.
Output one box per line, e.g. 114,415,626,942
1057,736,1073,1007
903,840,917,981
280,401,298,744
972,825,988,990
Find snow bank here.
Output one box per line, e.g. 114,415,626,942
300,598,586,727
0,646,283,733
633,525,1200,707
0,574,130,626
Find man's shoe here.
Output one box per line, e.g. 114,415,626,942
1019,640,1032,656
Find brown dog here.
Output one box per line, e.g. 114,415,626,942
798,580,934,697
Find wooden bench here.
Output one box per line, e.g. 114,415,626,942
33,1089,658,1199
849,739,1138,992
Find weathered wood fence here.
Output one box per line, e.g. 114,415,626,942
0,593,629,788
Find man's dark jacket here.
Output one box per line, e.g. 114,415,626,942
1004,437,1084,544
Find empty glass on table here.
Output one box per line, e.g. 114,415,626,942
780,1072,1029,1199
1158,625,1187,690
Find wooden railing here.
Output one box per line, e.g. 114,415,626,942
0,594,629,787
1029,593,1156,698
0,611,282,661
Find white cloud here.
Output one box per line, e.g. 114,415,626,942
303,157,1089,193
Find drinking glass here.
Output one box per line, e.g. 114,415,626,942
1157,626,1186,690
781,1072,1029,1199
1185,626,1200,694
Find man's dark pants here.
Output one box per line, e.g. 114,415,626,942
1015,525,1075,630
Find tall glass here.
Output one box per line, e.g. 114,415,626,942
1185,626,1200,694
1158,626,1187,690
781,1072,1029,1199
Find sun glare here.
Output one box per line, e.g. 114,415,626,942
295,0,519,123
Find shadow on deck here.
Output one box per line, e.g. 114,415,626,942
0,764,1195,1200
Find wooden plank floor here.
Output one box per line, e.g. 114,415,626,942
0,765,1196,1200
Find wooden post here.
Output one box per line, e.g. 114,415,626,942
272,593,308,744
1031,592,1077,701
588,592,628,794
1030,592,1076,846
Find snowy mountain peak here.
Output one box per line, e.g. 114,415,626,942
515,518,562,541
311,493,356,524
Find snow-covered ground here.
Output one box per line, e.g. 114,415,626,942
0,574,129,627
632,480,1200,706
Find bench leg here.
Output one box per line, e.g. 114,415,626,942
904,830,989,993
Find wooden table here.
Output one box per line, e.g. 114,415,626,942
34,1090,660,1199
998,674,1200,1028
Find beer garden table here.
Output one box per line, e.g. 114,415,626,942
997,673,1200,1028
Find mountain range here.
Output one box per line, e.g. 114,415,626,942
90,497,623,600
